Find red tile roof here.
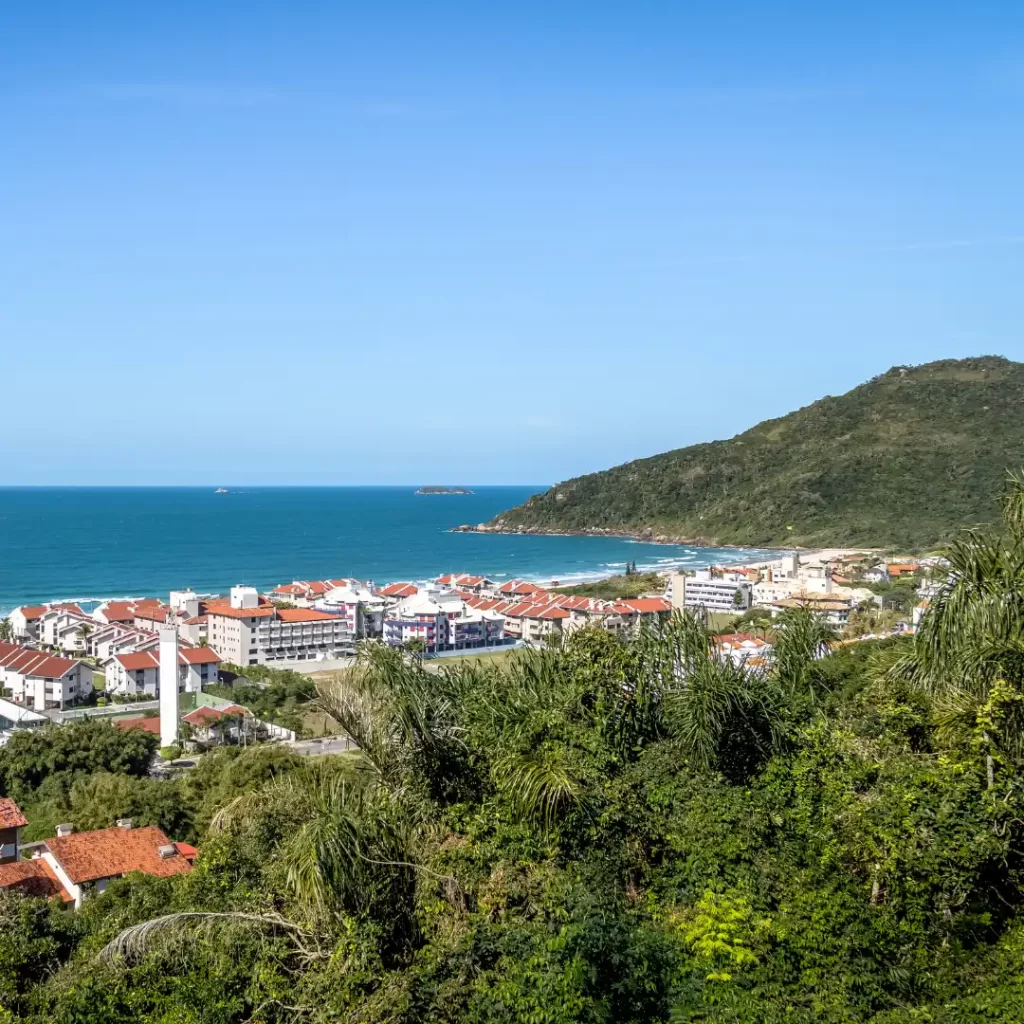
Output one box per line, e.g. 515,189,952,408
0,641,81,679
380,582,418,598
499,580,547,596
113,716,162,734
51,603,85,615
183,704,250,726
205,601,276,620
113,647,220,671
0,858,72,901
274,608,337,623
45,825,193,884
15,605,48,620
616,598,671,614
0,797,28,829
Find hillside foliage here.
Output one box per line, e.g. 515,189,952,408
490,357,1024,548
7,479,1024,1021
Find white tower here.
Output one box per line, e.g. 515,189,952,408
159,620,179,748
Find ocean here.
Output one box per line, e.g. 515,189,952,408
0,487,775,614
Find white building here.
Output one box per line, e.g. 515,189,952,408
315,582,386,639
7,606,47,641
384,587,506,652
0,641,92,710
667,571,752,614
104,646,221,696
206,587,353,666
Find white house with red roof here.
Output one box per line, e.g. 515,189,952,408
7,606,48,641
384,587,505,653
104,645,222,697
315,582,386,640
436,573,496,595
0,641,92,710
0,809,195,909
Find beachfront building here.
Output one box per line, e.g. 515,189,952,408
0,810,195,909
500,600,569,644
436,574,497,595
268,579,355,608
378,582,419,612
206,587,353,666
770,594,854,626
104,646,222,697
667,571,752,614
0,642,92,711
315,582,386,639
384,588,506,653
37,605,94,653
7,606,47,641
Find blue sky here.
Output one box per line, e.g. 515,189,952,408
3,1,1023,485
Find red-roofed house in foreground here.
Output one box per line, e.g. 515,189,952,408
0,811,195,909
0,797,28,863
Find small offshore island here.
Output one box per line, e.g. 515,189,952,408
415,485,474,495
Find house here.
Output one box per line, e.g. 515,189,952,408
105,646,222,696
378,582,419,606
0,809,196,908
181,703,251,742
316,582,387,639
500,601,569,644
436,574,496,595
0,641,92,710
37,606,95,653
497,579,548,601
0,797,28,863
7,606,48,641
714,633,773,667
113,716,162,736
384,588,506,652
770,595,853,626
887,563,920,579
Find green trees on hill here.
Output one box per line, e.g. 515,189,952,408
8,480,1024,1021
490,356,1024,548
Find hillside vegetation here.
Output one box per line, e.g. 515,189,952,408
489,356,1024,549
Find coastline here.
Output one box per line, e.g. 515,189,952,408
451,521,809,553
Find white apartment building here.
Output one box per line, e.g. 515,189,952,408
7,606,47,641
315,582,386,639
206,586,353,666
104,646,222,696
0,641,92,711
667,571,752,613
384,588,506,652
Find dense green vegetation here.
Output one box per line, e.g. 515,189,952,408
549,571,665,599
6,478,1024,1021
489,356,1024,548
209,664,318,736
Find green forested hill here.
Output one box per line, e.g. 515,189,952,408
490,356,1024,549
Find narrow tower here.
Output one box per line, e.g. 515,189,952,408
159,618,179,748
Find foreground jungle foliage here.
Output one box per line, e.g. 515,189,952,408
6,479,1024,1022
489,356,1024,548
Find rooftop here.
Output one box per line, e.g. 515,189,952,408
0,797,28,829
45,825,193,885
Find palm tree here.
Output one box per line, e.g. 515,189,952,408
891,474,1024,784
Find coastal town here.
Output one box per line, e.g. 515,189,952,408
1,548,940,719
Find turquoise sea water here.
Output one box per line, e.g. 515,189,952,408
0,487,775,614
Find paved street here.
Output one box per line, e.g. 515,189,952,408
288,734,358,757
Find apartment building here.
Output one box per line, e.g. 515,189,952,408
7,606,47,641
104,646,222,696
315,582,386,639
206,586,352,666
384,588,506,653
0,642,92,710
667,571,752,613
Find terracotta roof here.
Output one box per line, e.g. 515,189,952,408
183,704,250,726
0,641,81,679
272,584,308,595
50,603,85,615
499,580,547,596
45,825,193,884
15,605,48,620
274,608,337,623
113,647,220,671
174,841,199,862
0,797,28,829
380,582,418,598
182,615,208,625
205,601,276,620
113,716,162,734
0,859,72,901
617,598,671,614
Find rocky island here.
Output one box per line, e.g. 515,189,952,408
415,485,474,495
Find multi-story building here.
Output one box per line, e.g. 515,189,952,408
206,586,353,666
667,571,752,614
7,606,47,641
384,588,506,653
0,642,92,710
104,646,222,696
315,582,386,639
